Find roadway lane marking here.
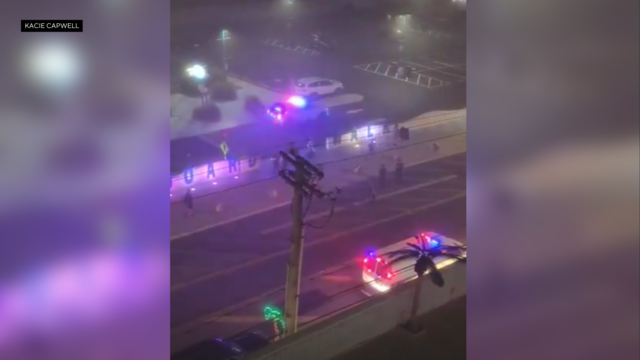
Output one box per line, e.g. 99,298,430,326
170,201,290,241
170,192,466,293
171,192,465,334
171,260,360,334
320,275,357,283
170,153,463,241
260,175,458,235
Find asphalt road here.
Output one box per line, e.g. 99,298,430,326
170,11,466,171
170,153,466,351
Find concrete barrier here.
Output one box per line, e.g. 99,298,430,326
246,262,466,360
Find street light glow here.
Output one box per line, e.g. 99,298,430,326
186,64,207,80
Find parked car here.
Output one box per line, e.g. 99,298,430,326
171,338,243,360
293,77,344,98
226,331,270,353
171,332,269,360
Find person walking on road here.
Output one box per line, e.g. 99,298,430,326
395,158,404,184
288,141,297,156
369,180,377,201
368,138,376,154
378,164,387,188
393,123,400,145
183,189,194,218
272,153,281,173
307,138,315,153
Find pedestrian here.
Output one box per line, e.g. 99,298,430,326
433,142,440,152
383,122,390,134
395,158,404,184
369,180,377,201
368,138,376,153
198,85,209,106
307,138,315,153
393,123,400,144
228,156,238,173
350,127,358,141
378,164,387,188
183,189,194,217
399,126,410,141
334,133,342,146
288,141,297,156
272,153,281,173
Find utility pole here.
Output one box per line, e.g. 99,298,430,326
217,29,231,71
279,149,337,336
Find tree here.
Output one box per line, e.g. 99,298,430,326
191,104,221,123
263,306,285,340
385,234,466,332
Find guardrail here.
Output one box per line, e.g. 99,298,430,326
245,262,466,360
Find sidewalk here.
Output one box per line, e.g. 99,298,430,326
170,111,466,239
332,296,466,360
170,109,466,201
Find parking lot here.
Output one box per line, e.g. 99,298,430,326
354,54,466,90
262,38,320,56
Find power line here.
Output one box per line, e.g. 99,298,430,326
171,130,466,202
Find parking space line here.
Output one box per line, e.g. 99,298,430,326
262,38,320,56
353,61,452,89
433,60,465,70
405,60,466,81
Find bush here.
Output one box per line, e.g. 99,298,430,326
209,81,237,102
192,104,221,123
244,95,265,115
208,67,228,83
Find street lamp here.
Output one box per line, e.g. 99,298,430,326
186,64,207,80
216,29,231,71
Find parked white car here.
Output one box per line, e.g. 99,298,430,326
293,77,344,98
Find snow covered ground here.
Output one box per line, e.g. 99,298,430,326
170,77,286,140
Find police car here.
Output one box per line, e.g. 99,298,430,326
292,77,344,98
267,94,363,123
362,232,466,295
267,97,330,122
